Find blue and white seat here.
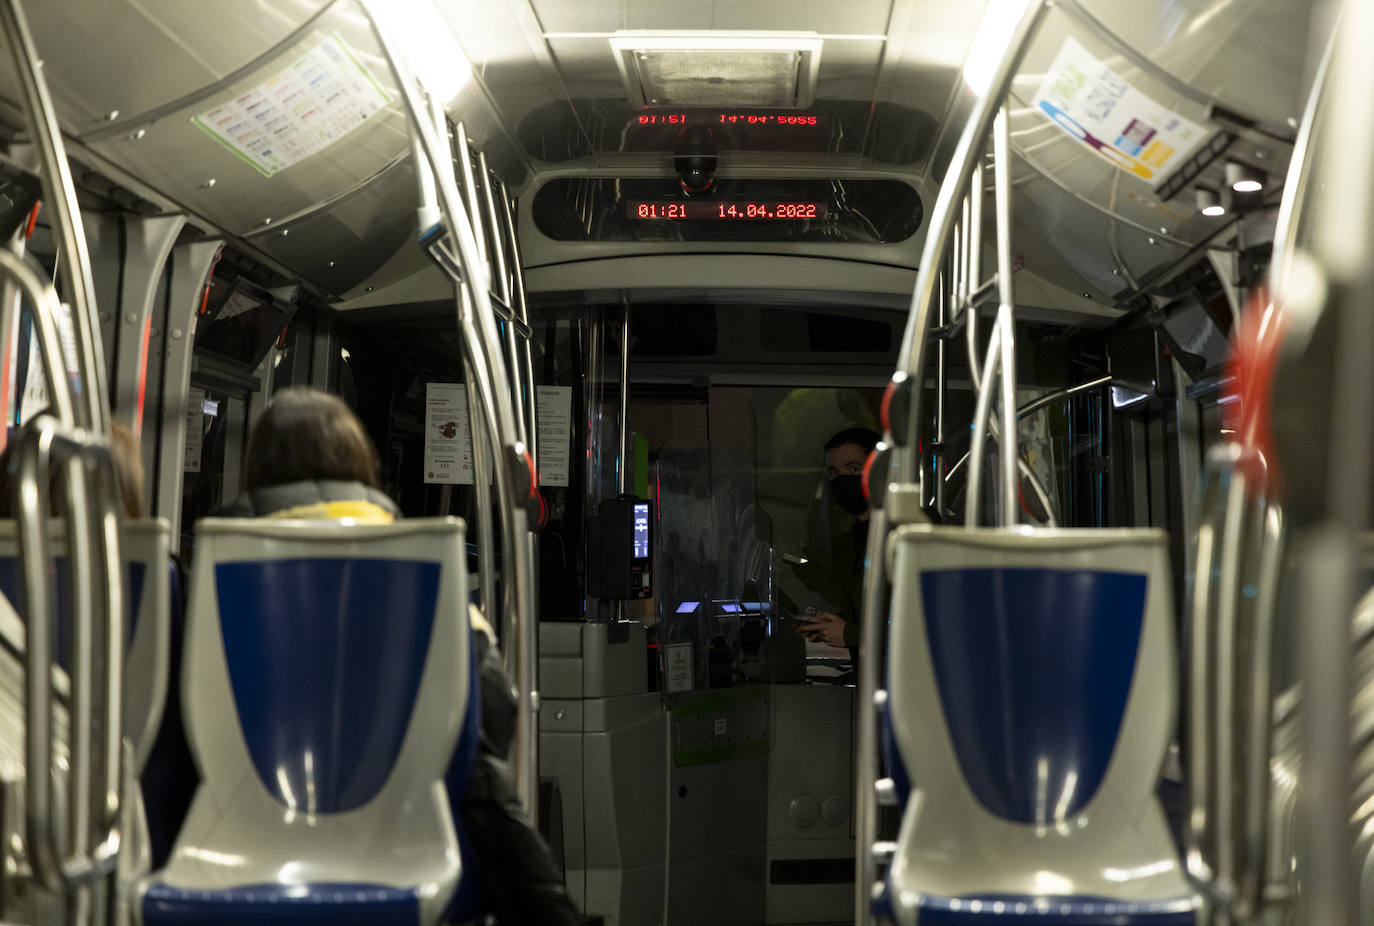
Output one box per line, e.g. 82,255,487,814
879,525,1197,925
139,517,474,926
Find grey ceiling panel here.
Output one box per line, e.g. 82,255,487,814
1080,0,1311,130
543,37,628,100
532,0,709,34
982,6,1289,246
704,0,893,35
83,8,409,237
245,154,425,298
532,0,893,35
458,0,572,146
17,0,327,130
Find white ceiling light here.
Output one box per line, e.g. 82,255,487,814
1226,160,1265,194
1196,186,1226,217
963,0,1038,96
363,0,472,104
609,32,823,108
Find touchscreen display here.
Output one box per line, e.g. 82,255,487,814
633,502,650,559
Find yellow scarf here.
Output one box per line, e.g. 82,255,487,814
265,500,395,523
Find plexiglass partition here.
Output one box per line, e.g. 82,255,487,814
654,439,786,693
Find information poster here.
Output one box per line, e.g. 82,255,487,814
1032,36,1207,186
424,382,474,485
535,385,572,487
184,387,205,473
427,383,574,487
194,34,391,177
19,301,77,423
664,642,694,694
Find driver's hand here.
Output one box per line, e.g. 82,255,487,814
798,608,847,648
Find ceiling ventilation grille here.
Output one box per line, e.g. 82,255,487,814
609,33,823,108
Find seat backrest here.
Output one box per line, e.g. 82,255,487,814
0,518,171,769
179,517,468,874
884,525,1184,902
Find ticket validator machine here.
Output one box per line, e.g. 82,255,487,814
587,495,653,600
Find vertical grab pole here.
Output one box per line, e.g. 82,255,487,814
454,127,490,286
933,271,947,515
860,4,1046,919
498,181,540,473
1287,2,1371,922
0,252,78,900
0,13,119,923
852,503,889,926
366,6,539,816
964,325,1003,526
0,0,108,432
479,151,528,453
464,284,498,623
15,423,60,891
893,0,1050,487
614,302,631,623
617,301,631,497
411,112,500,621
992,107,1018,526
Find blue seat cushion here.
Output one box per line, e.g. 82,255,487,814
881,889,1196,925
919,567,1146,824
143,881,420,926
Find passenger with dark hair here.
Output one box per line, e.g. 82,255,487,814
219,386,396,521
223,386,584,926
798,426,879,658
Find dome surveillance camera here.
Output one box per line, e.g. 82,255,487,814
674,126,717,195
675,154,716,193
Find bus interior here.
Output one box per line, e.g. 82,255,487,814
0,0,1359,924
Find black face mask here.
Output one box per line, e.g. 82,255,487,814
830,474,868,516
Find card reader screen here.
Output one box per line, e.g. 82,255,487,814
633,502,650,559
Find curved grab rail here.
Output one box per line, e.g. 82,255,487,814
0,0,108,433
362,3,540,817
0,5,127,916
890,1,1049,486
15,418,125,894
859,5,1050,921
1183,19,1334,925
0,250,126,913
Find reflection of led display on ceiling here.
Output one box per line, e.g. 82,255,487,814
717,113,820,125
632,112,825,128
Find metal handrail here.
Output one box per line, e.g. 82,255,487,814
498,177,540,472
943,374,1114,485
852,500,890,926
0,246,124,914
463,301,499,620
0,0,108,433
1265,0,1372,922
963,108,1020,528
0,6,128,917
1269,27,1336,296
859,3,1051,920
479,152,529,453
364,4,540,817
1180,20,1334,925
892,0,1050,483
15,419,125,890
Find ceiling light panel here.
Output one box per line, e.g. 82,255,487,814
610,32,823,108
